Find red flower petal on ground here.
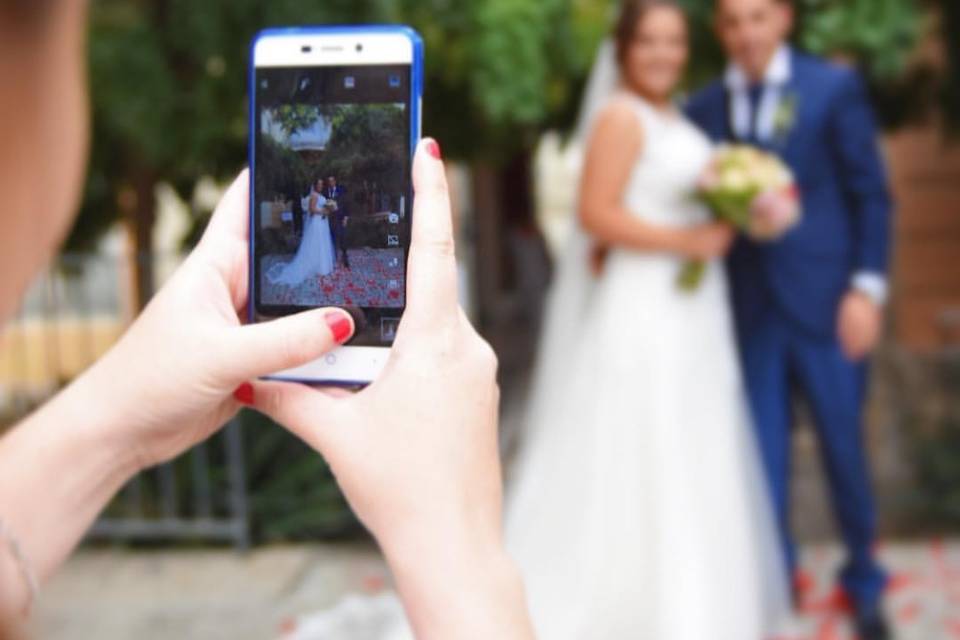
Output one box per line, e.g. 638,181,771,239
897,601,922,624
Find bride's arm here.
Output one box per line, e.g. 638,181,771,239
579,102,732,261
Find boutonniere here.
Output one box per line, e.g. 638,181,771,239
773,92,799,143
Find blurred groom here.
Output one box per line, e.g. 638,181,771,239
686,0,893,637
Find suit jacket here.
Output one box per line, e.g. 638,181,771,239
686,48,893,338
324,185,348,225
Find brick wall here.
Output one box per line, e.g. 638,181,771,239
887,123,960,351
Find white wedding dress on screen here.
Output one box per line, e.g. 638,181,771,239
502,43,790,640
268,190,335,286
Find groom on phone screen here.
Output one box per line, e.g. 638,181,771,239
324,176,350,269
686,0,893,637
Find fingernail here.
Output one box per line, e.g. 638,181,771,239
233,383,254,406
425,139,441,160
325,310,354,344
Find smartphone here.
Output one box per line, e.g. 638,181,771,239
248,26,423,385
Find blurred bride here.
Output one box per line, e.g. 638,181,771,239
268,178,336,286
503,1,789,637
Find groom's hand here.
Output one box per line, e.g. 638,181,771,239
590,244,609,278
838,290,883,362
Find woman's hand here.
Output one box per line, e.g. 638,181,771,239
81,170,354,472
679,222,736,261
246,140,534,640
590,244,610,278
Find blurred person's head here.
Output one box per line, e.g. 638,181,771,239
614,0,689,105
0,1,90,321
327,176,337,187
315,178,325,192
714,0,794,81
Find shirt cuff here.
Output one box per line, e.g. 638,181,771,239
851,272,889,306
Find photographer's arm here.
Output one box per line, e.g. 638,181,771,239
0,371,139,617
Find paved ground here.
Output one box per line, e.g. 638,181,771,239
31,543,389,640
29,540,960,640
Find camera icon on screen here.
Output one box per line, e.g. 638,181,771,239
380,318,400,343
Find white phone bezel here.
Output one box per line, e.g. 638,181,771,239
253,31,415,385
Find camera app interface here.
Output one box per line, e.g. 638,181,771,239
253,64,411,347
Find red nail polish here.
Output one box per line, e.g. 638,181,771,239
425,139,441,160
325,311,353,344
233,383,254,406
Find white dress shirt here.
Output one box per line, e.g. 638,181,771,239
724,46,889,306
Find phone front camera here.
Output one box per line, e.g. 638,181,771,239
356,43,364,53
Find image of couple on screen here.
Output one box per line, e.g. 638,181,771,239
267,176,349,286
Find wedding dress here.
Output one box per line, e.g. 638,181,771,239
267,192,336,286
503,90,789,639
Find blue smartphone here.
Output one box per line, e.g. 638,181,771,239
248,26,423,385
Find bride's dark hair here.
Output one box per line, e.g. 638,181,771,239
613,0,686,68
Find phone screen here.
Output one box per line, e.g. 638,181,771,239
252,64,412,347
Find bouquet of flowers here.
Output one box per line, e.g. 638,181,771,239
679,145,801,290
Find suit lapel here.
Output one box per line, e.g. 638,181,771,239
774,53,804,157
722,86,741,144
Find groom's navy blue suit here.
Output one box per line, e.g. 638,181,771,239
687,48,892,608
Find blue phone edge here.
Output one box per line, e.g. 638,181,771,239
246,25,424,387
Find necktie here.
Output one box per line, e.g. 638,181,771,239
748,83,765,143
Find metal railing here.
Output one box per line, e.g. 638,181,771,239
89,421,250,550
1,252,250,549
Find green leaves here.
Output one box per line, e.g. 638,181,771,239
797,0,922,82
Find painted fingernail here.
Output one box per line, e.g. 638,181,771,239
425,139,441,160
233,383,254,406
325,311,354,344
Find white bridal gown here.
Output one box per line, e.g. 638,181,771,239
268,192,335,286
503,92,789,639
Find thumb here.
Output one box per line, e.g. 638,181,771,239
219,307,354,383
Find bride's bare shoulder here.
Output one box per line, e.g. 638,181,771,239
588,96,644,151
596,94,640,125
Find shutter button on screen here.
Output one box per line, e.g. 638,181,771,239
324,354,337,365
